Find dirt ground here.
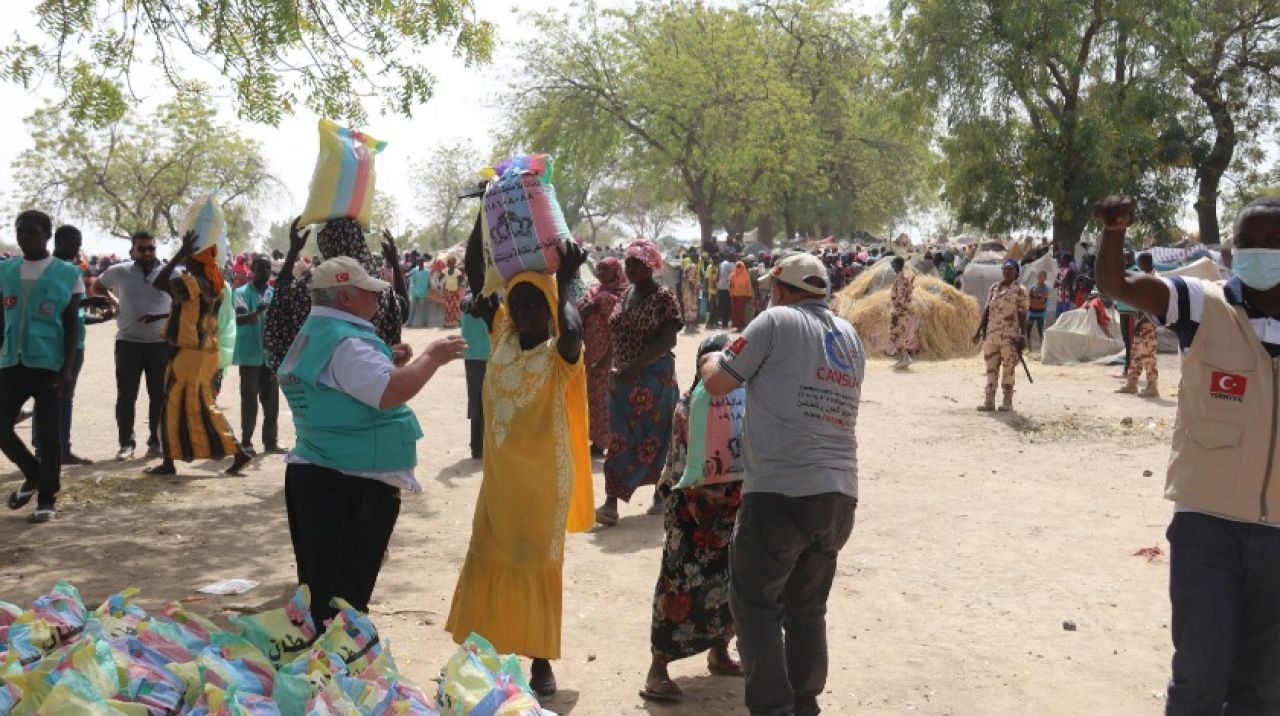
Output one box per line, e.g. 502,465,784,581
0,321,1183,715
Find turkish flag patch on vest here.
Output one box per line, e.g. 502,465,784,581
1210,371,1247,401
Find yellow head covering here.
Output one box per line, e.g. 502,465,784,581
494,271,595,534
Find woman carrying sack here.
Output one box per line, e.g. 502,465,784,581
446,217,595,698
641,333,745,703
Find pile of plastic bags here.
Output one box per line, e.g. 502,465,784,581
0,582,557,715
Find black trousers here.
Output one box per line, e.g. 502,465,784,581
238,365,279,449
716,291,731,327
115,340,171,449
731,492,857,716
0,365,62,508
285,463,401,626
464,359,486,458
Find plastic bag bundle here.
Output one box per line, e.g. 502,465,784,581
677,385,747,489
0,583,439,715
436,633,554,716
480,154,574,292
180,192,229,259
301,119,387,229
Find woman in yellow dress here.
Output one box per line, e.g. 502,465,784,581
446,235,594,697
145,230,251,476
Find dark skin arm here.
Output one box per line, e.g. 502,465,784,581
278,218,311,287
58,294,81,388
152,231,198,294
462,210,502,328
1092,195,1169,317
556,244,587,364
381,229,408,302
236,305,266,325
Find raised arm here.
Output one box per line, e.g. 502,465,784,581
1092,195,1169,317
381,230,408,302
278,218,311,286
555,243,586,364
153,231,198,294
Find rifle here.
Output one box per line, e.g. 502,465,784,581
1017,340,1034,384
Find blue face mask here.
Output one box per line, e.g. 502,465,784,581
1232,248,1280,291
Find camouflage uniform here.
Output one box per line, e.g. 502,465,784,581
1122,314,1159,395
889,272,915,359
981,282,1029,409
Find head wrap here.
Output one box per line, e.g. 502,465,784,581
190,245,225,294
592,256,626,297
1003,258,1020,272
624,239,663,273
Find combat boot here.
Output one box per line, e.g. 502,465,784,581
1116,377,1138,394
977,389,996,412
1141,380,1160,398
997,390,1014,412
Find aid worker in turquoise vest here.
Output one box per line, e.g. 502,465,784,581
1,210,85,524
1095,195,1280,713
278,255,466,626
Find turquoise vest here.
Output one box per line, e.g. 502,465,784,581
0,257,81,370
279,315,422,472
232,283,271,366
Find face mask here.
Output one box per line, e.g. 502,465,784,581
1232,248,1280,291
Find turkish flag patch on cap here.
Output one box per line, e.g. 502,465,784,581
1210,371,1246,399
336,272,350,283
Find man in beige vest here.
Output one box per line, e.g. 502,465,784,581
1094,194,1280,714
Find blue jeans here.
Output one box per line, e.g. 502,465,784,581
1166,511,1280,714
32,347,83,455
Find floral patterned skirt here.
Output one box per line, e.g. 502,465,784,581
651,482,743,661
604,356,679,502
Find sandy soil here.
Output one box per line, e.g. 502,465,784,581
0,321,1183,715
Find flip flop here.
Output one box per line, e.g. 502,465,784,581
594,507,618,527
29,508,55,524
639,680,683,702
708,660,744,677
7,488,36,511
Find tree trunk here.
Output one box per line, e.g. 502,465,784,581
757,214,775,248
1051,207,1087,256
1193,96,1235,246
697,206,716,253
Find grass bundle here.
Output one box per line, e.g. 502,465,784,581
835,274,981,361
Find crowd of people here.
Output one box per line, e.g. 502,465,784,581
3,194,1279,715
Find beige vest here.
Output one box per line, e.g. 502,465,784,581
1165,282,1280,523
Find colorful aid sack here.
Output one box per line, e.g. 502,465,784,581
218,283,237,369
676,385,746,489
301,119,387,229
230,586,317,668
480,154,573,287
181,193,228,257
436,633,548,716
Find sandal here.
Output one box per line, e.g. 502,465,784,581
594,507,618,527
708,659,744,677
639,678,683,702
7,488,36,511
29,508,55,524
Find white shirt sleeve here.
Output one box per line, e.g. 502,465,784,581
318,337,394,409
1161,276,1205,326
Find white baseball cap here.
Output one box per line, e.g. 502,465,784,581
771,253,829,295
311,256,389,292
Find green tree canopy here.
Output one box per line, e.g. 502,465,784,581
892,0,1190,250
14,90,280,250
2,0,495,126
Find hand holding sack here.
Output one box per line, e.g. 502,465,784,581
676,384,747,489
479,154,577,295
300,119,387,229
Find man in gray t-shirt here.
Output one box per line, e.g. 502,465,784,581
95,233,173,460
702,252,860,716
